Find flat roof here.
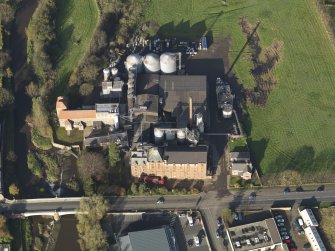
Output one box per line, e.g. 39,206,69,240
299,209,319,227
227,218,282,251
119,226,177,251
165,145,207,164
304,226,327,251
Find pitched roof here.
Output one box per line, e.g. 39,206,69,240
56,96,68,110
230,152,250,161
58,110,96,120
165,145,207,164
231,163,253,173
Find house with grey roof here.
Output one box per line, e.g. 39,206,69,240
119,226,178,251
229,151,253,180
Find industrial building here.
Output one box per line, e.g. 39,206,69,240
226,218,283,251
118,226,178,251
131,145,209,180
304,226,327,251
299,209,319,227
56,97,119,131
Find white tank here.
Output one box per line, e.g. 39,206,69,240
177,129,186,141
103,68,110,81
165,130,176,141
125,54,142,73
111,67,118,76
160,53,177,74
143,53,160,73
154,128,164,144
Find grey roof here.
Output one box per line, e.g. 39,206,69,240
136,74,160,95
134,94,159,122
119,226,177,251
84,131,128,147
159,75,207,113
231,163,253,173
230,152,250,161
165,145,207,164
147,147,163,162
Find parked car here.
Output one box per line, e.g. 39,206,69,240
283,239,291,244
238,212,243,221
281,235,290,240
216,217,222,227
298,229,305,235
233,212,239,221
278,227,287,232
188,239,194,247
276,219,285,223
198,229,206,239
303,243,311,250
216,229,221,238
193,236,200,247
275,215,283,219
280,232,288,236
296,217,304,227
277,222,285,227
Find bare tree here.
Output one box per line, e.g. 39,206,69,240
77,152,107,181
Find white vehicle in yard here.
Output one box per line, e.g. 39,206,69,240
193,236,200,246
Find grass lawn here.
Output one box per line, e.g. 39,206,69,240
318,208,335,250
54,0,99,95
144,0,335,176
55,127,83,145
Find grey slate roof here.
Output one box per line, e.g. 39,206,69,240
165,145,207,164
231,163,253,173
119,226,177,251
230,152,250,161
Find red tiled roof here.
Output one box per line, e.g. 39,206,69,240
58,110,96,120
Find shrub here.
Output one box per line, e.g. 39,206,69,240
79,83,94,96
39,154,59,182
31,128,52,150
27,152,43,178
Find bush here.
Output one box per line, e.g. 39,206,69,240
27,152,43,178
31,128,52,150
0,87,14,110
230,176,242,187
39,154,59,182
79,83,94,96
66,179,80,192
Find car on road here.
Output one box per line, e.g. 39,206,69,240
296,186,304,192
283,187,291,194
249,192,256,200
276,218,285,223
277,222,285,227
156,197,165,204
317,185,325,192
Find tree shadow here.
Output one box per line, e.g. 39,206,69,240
248,138,269,176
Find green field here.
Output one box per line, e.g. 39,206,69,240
54,0,99,94
145,0,335,177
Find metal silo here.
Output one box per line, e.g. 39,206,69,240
160,52,177,74
154,128,164,144
143,53,160,73
125,54,142,73
177,129,186,144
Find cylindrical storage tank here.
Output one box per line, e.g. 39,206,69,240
111,67,118,76
154,128,164,144
143,53,160,73
177,129,186,144
165,130,176,141
160,53,177,74
103,68,110,81
125,54,142,73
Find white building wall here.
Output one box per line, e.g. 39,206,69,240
304,226,327,251
300,209,319,227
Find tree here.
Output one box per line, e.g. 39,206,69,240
30,98,52,138
0,87,14,110
130,183,138,195
9,184,19,198
26,82,39,97
39,154,59,182
76,196,109,251
0,216,12,243
138,183,147,195
27,152,43,178
108,143,120,167
79,83,94,96
0,4,14,24
77,152,107,181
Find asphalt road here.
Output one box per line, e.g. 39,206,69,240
1,188,335,214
